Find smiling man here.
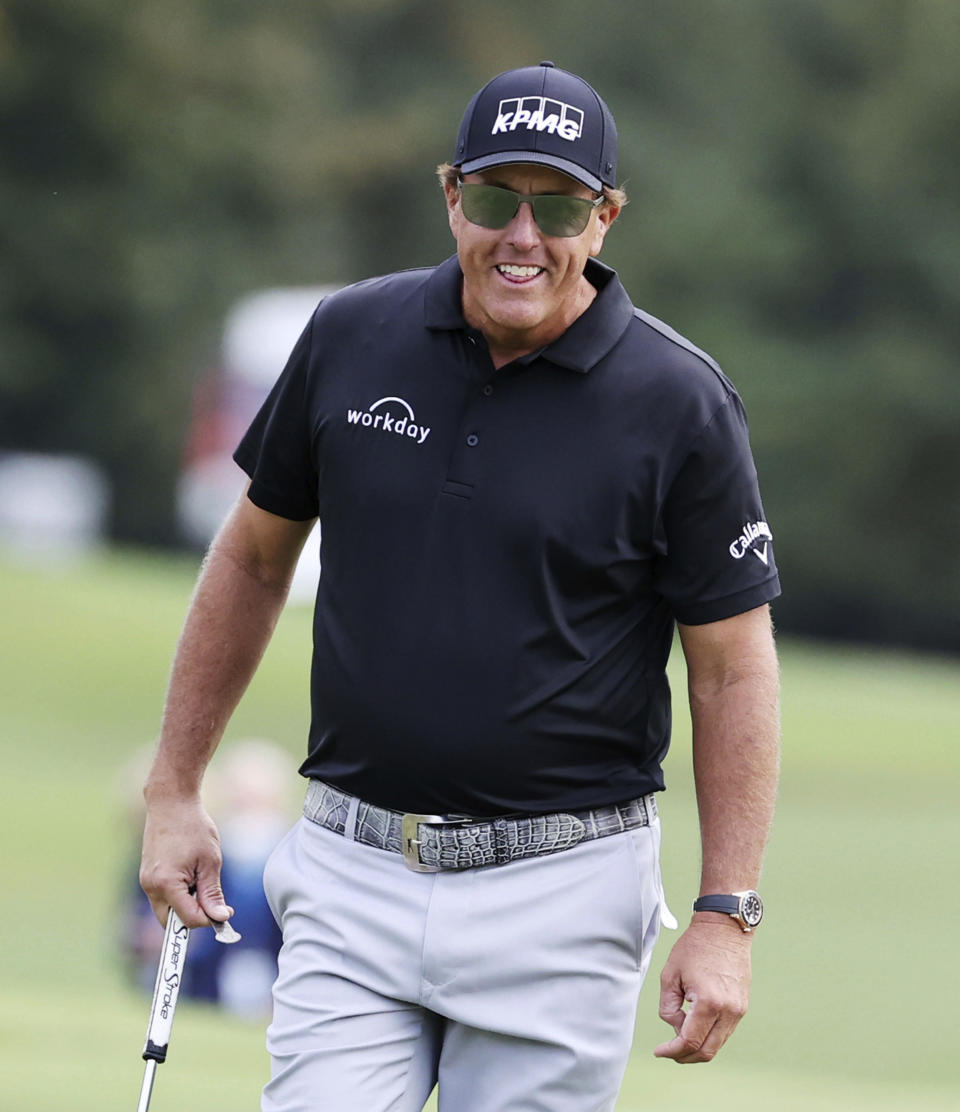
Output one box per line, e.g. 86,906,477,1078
141,62,781,1112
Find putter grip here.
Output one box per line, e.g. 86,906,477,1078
142,908,190,1063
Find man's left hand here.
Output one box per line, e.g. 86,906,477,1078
654,917,752,1064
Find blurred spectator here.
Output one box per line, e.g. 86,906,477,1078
118,738,298,1018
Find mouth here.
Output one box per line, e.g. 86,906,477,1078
496,263,544,284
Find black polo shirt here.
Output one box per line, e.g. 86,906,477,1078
235,255,780,816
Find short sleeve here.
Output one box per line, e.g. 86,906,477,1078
653,393,780,624
232,317,320,521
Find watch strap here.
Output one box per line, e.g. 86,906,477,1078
693,894,741,916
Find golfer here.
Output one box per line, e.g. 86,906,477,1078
141,62,781,1111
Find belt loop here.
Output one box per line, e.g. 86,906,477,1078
343,795,361,842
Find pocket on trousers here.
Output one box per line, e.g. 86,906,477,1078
261,819,299,926
627,824,664,974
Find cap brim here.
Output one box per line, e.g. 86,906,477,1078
457,151,603,193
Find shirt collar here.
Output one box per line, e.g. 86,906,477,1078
424,255,634,374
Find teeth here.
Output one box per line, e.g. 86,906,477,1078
498,264,542,278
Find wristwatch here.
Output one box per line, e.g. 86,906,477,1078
693,890,764,932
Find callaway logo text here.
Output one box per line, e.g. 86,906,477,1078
346,396,431,445
492,97,584,142
729,520,773,566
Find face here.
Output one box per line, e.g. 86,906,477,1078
444,164,619,362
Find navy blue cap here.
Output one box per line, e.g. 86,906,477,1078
453,61,618,192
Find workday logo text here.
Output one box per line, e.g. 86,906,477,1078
346,396,431,445
492,97,584,142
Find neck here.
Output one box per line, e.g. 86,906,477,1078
467,276,597,370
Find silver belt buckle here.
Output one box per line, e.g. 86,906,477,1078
401,813,473,872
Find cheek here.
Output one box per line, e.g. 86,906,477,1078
455,223,498,266
557,245,591,282
587,223,606,257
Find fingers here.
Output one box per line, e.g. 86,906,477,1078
655,978,687,1039
140,860,226,929
195,875,234,925
654,990,745,1063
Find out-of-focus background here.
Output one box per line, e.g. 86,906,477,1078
1,2,957,1109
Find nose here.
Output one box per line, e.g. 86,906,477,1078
505,199,542,249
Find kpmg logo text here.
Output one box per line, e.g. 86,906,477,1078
346,396,431,445
492,97,584,142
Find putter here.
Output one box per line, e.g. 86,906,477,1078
136,907,241,1112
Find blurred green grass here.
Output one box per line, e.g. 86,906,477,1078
1,550,957,1110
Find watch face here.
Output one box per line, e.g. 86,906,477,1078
739,891,763,928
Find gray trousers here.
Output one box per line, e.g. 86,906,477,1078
261,808,667,1112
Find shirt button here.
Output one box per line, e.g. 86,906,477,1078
482,384,494,397
466,434,479,447
467,335,478,347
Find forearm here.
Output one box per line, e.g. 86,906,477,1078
146,556,288,801
145,496,307,803
654,608,779,1063
685,615,780,895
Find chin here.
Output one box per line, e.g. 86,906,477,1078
487,297,550,330
491,312,546,338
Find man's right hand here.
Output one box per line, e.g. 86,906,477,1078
139,794,234,929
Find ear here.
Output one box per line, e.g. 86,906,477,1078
443,180,461,239
588,203,619,257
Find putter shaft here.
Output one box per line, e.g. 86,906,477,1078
136,1059,157,1112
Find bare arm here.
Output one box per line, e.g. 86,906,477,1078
654,603,780,1063
139,489,314,927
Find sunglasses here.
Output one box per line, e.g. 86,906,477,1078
457,181,603,238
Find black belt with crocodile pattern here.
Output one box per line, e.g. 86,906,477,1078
303,779,658,872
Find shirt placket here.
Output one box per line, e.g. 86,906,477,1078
441,330,500,500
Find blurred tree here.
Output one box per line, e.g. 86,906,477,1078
0,0,957,647
578,0,960,649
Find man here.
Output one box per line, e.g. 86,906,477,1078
141,62,780,1111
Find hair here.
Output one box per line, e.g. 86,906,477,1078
436,162,628,210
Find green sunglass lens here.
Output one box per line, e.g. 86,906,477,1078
460,185,517,228
460,185,593,237
532,195,592,237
